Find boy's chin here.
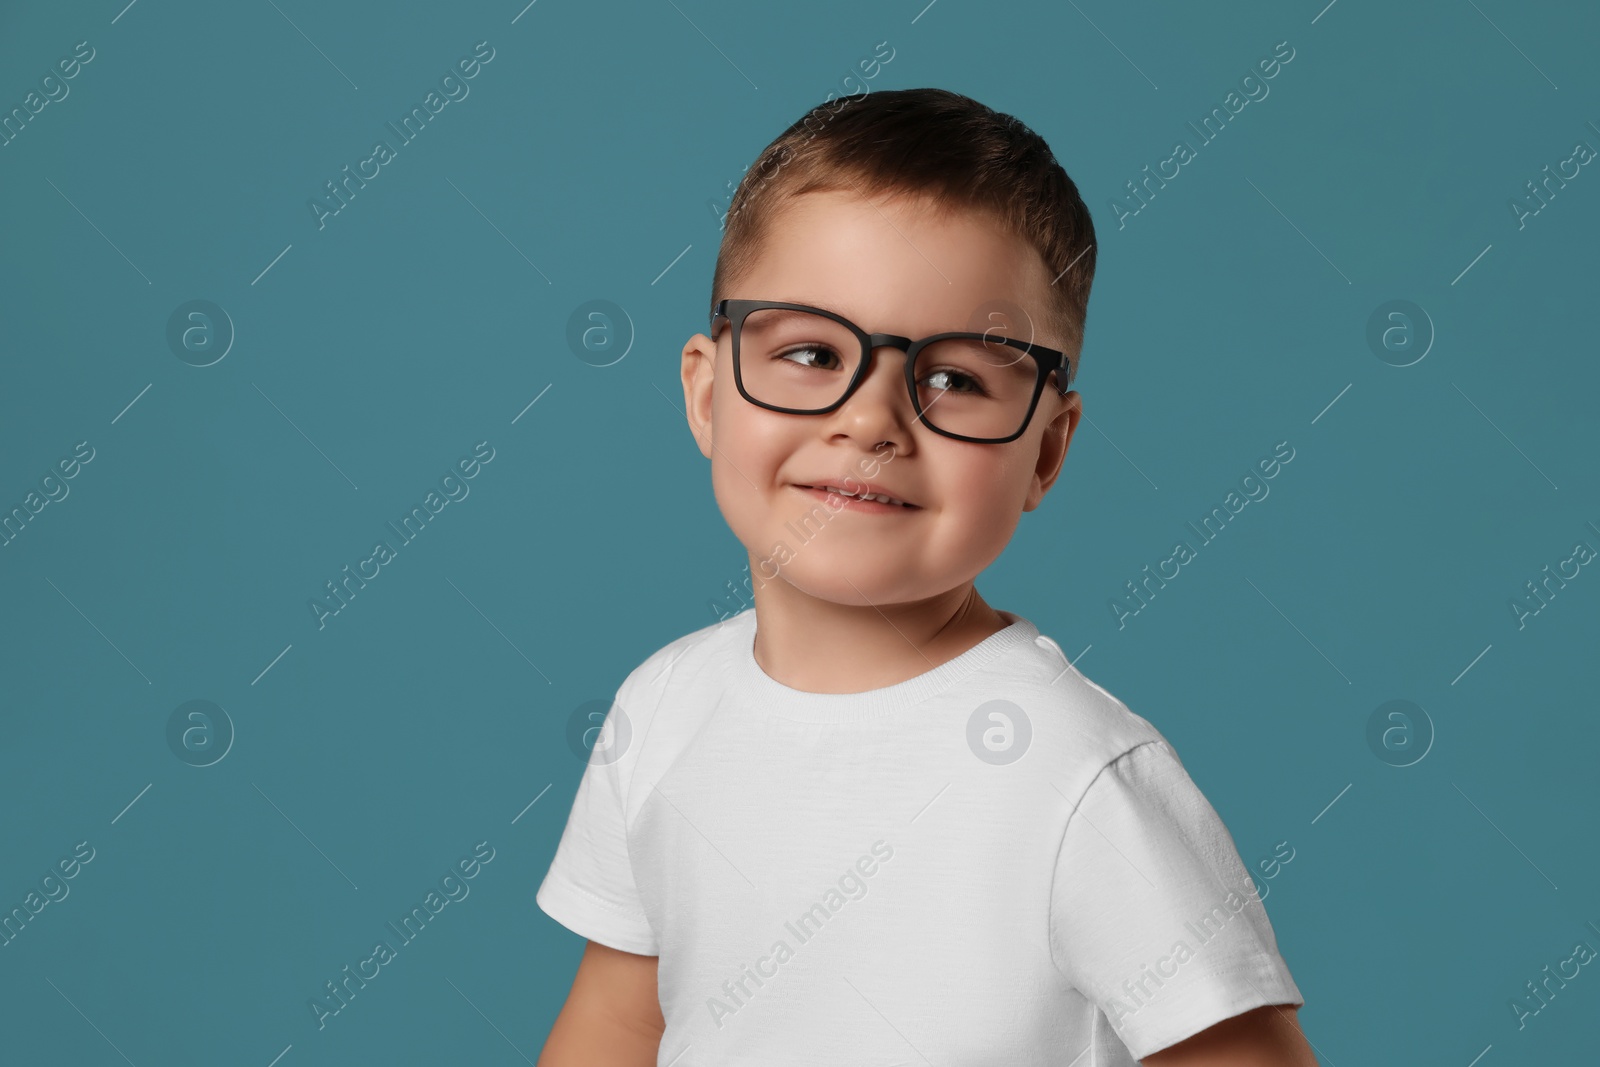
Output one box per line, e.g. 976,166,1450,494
768,563,934,609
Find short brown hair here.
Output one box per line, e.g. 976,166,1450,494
710,87,1097,369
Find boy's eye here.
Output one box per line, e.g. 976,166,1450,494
774,344,844,371
919,367,989,397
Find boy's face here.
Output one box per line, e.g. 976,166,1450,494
680,188,1081,609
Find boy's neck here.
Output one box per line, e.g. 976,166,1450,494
746,578,1012,695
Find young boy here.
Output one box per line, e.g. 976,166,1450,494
536,88,1316,1066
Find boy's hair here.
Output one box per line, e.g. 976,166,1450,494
711,87,1098,370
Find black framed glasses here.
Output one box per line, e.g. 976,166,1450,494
709,299,1076,444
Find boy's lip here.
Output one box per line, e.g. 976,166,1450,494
790,480,921,508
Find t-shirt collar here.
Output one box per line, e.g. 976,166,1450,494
725,607,1040,723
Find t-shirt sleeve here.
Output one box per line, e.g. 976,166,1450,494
1049,739,1303,1059
535,672,660,956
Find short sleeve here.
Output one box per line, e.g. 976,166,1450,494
535,673,660,956
1049,740,1303,1059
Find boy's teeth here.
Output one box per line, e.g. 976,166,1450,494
820,485,902,506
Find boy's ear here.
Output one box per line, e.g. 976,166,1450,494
681,333,717,459
1024,391,1080,512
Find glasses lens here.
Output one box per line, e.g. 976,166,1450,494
736,308,863,412
913,336,1040,440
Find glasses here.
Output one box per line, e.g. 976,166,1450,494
709,299,1076,444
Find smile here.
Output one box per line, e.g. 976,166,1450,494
794,484,919,509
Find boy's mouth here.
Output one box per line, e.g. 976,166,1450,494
792,483,920,509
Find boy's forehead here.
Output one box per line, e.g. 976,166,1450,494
762,187,1017,260
745,189,1058,341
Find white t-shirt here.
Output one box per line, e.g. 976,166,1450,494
536,608,1303,1064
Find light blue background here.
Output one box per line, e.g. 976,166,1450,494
2,0,1597,1063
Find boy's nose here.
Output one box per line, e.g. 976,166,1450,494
830,344,917,434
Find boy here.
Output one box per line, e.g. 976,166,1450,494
536,88,1316,1066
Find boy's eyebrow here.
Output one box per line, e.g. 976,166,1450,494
754,299,1050,345
757,299,854,322
754,301,962,337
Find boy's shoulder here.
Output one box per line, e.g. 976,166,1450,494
596,613,752,780
610,610,751,711
980,626,1171,773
